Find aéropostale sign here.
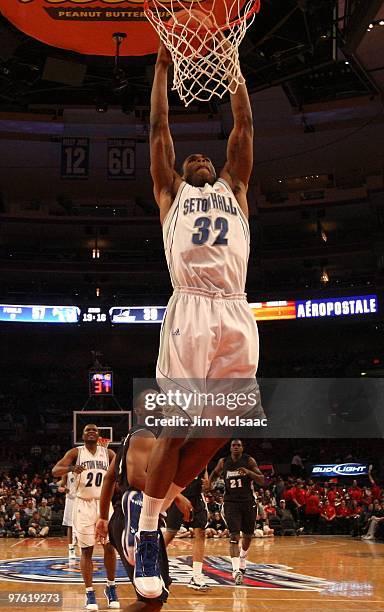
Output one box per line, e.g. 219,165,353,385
0,0,161,56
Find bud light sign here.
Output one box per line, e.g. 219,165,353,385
311,463,369,477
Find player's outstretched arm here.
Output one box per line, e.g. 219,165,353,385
52,448,81,477
221,78,253,216
150,44,181,217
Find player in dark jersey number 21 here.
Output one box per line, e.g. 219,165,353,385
210,439,264,584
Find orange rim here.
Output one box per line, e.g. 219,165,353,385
143,0,261,35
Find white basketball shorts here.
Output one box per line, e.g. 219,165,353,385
156,287,260,421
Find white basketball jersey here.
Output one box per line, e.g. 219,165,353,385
163,179,250,294
75,445,109,500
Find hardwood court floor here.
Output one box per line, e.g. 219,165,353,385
0,536,383,611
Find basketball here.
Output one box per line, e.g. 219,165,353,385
169,9,215,59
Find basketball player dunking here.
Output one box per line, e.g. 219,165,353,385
210,439,264,584
134,43,260,599
52,424,120,611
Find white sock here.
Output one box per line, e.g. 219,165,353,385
138,494,165,532
85,587,94,593
231,557,240,572
193,561,203,578
68,544,74,550
106,580,115,586
240,548,248,558
160,483,185,513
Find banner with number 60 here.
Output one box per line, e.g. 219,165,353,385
107,139,135,180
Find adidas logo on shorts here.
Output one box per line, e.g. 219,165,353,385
171,328,181,336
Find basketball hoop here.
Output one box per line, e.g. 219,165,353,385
144,0,261,106
97,437,111,448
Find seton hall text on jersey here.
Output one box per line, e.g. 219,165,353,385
80,460,108,470
183,194,237,216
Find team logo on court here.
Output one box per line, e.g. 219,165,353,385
0,555,333,590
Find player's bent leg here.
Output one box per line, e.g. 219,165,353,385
143,436,186,501
173,438,229,488
103,543,120,609
135,437,186,600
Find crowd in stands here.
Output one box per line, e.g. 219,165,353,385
1,463,383,542
0,470,65,539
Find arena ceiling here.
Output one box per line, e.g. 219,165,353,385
0,0,382,113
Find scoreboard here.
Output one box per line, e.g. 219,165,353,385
0,295,378,325
109,306,166,324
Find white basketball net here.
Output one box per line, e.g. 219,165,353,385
144,0,261,106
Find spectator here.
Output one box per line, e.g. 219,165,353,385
283,482,299,522
23,499,35,519
362,500,384,540
293,480,307,525
206,512,228,538
368,466,381,501
0,517,6,537
350,500,364,537
336,499,351,534
291,452,305,477
320,499,336,534
7,511,27,538
38,499,52,524
28,511,49,538
348,479,363,503
305,486,320,534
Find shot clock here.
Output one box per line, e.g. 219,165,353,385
89,371,113,396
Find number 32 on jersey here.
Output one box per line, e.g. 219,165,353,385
192,217,229,245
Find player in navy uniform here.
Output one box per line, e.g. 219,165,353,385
164,469,211,591
95,396,192,609
135,42,261,599
209,439,264,584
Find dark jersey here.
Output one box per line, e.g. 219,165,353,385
183,470,205,499
223,453,255,502
115,425,155,498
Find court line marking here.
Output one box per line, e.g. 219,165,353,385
9,540,28,548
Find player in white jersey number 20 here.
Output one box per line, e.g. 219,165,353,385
134,43,262,600
52,424,120,611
